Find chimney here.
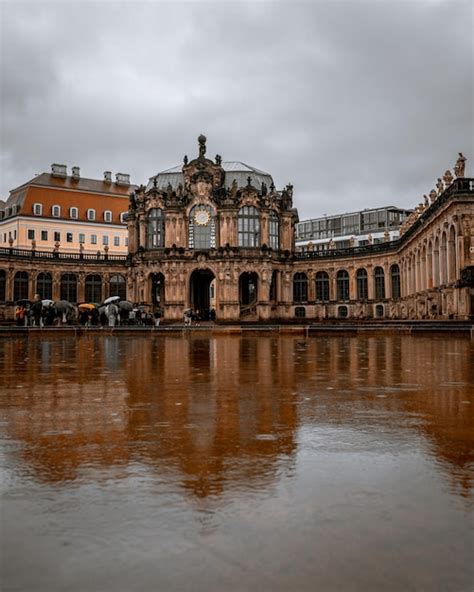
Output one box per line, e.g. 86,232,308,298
104,171,112,183
115,172,130,186
72,166,80,180
51,163,67,178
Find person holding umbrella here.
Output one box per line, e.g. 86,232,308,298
31,294,43,327
104,296,120,327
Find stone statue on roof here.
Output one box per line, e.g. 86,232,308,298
454,152,466,178
436,178,444,195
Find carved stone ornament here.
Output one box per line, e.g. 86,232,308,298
443,169,454,187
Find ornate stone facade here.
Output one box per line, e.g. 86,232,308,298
0,139,473,321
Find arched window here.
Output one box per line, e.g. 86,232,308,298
85,274,102,303
390,264,401,299
109,274,126,300
14,271,29,301
120,211,128,224
60,273,77,302
104,210,112,223
336,270,349,301
0,269,6,301
315,271,329,302
69,207,78,219
238,206,260,247
268,211,279,249
374,267,385,299
87,209,96,221
338,305,348,318
356,268,368,300
52,205,61,217
146,208,164,248
188,205,216,249
33,203,42,216
36,272,52,300
293,272,308,303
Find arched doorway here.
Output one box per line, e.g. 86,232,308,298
239,272,258,317
189,269,215,320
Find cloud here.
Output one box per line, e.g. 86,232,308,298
1,0,472,219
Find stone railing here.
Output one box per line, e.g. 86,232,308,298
0,247,129,264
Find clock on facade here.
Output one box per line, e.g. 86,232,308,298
194,209,211,226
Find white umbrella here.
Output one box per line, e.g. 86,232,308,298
104,296,121,305
42,299,54,307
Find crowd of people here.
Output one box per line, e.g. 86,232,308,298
14,295,164,328
13,296,220,328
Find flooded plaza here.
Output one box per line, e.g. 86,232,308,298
0,332,473,592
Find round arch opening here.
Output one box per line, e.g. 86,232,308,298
189,269,216,320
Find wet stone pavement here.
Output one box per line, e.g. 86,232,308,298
0,333,473,591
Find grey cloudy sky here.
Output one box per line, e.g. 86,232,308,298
1,0,472,218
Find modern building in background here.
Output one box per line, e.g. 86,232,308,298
0,165,134,254
295,206,412,251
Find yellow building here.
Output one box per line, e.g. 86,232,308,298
0,165,134,255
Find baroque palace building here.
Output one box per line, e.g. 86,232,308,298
0,137,473,322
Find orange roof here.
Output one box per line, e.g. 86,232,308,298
6,173,137,223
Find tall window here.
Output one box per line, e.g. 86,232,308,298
374,267,385,300
60,274,77,302
268,211,279,249
109,274,126,300
33,203,42,216
70,207,78,219
293,272,308,303
0,269,6,301
390,264,401,299
315,271,329,301
36,273,53,300
238,206,260,247
14,271,29,301
188,205,216,249
87,209,96,221
85,274,102,303
36,272,52,300
336,269,349,301
146,208,164,248
356,268,368,300
104,210,112,222
52,205,61,217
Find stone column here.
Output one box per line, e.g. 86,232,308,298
367,264,374,300
52,272,61,301
6,268,14,302
77,272,85,303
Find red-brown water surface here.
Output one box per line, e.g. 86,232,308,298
1,333,473,591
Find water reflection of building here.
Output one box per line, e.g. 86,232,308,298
0,335,471,497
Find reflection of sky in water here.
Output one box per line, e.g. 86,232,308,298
0,334,472,592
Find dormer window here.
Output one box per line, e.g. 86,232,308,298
104,210,112,223
87,209,96,221
120,211,128,224
52,205,61,218
33,203,42,216
0,210,4,220
70,207,78,219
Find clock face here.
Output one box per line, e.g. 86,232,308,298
195,209,211,226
